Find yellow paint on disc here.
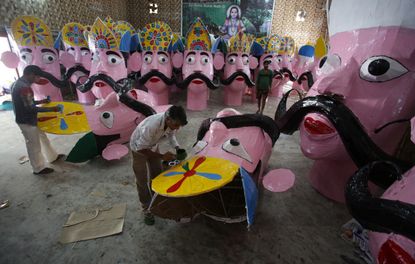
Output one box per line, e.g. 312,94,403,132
152,156,239,197
37,102,90,135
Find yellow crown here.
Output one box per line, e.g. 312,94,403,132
140,21,172,51
113,21,135,44
278,36,295,55
228,32,253,53
11,16,53,47
62,22,88,48
186,18,211,51
88,17,118,51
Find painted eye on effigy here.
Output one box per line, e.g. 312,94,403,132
107,54,122,65
158,54,169,64
81,49,90,56
221,138,252,162
42,52,57,64
100,111,114,129
186,55,195,64
20,52,33,64
200,56,209,65
144,54,152,64
360,56,408,82
227,56,236,64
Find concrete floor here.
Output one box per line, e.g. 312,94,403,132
0,86,363,264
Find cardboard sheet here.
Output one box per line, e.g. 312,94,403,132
59,203,126,244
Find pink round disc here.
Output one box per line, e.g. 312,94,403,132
263,169,296,192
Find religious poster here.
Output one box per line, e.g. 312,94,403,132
182,0,275,39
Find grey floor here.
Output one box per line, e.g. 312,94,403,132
0,86,363,264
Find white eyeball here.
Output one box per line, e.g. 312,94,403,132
360,56,408,82
100,111,114,128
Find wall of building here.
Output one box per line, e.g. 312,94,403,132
0,0,128,31
127,0,182,33
0,0,327,46
271,0,328,47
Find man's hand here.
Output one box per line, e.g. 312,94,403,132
162,151,176,161
50,105,63,112
43,96,51,104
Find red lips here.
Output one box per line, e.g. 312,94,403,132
236,77,244,81
35,78,49,85
149,77,160,83
304,116,335,135
192,80,204,84
95,81,107,87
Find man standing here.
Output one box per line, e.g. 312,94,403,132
11,65,63,175
255,60,273,114
130,105,188,225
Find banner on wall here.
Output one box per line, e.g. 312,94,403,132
182,0,275,40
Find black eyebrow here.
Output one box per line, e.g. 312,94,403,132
201,52,209,57
106,51,121,57
157,51,168,56
242,54,249,58
67,47,75,51
80,47,90,51
41,48,57,55
186,51,196,57
227,53,238,57
20,48,32,53
264,55,272,60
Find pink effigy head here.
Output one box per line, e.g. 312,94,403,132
194,108,274,177
181,50,214,81
299,0,415,202
89,48,127,100
0,16,63,101
141,51,172,92
222,51,257,105
84,92,144,144
21,46,62,101
138,21,174,105
366,115,415,261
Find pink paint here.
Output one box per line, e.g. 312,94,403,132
1,46,63,101
140,51,172,106
299,26,415,203
262,169,295,192
223,53,257,106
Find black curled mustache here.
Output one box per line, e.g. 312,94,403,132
176,72,220,90
64,65,90,82
279,68,297,82
36,69,69,89
345,161,415,242
220,71,255,87
138,70,175,85
273,70,283,79
76,73,130,94
275,94,413,188
297,71,314,89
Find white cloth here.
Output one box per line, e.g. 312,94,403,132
329,0,415,36
129,113,179,152
18,124,58,173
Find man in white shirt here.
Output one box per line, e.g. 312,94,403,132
130,105,188,225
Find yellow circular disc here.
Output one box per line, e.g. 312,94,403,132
37,102,90,135
152,156,239,197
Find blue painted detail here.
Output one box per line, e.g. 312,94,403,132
298,45,315,57
240,167,258,228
